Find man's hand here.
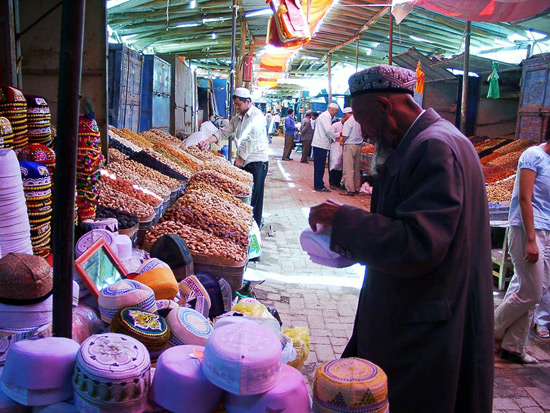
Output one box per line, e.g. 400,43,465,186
525,239,539,263
198,135,217,150
309,200,342,232
234,157,245,168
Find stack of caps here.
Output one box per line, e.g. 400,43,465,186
25,95,52,145
0,150,32,255
110,307,170,360
17,143,56,182
0,253,54,366
73,333,151,413
0,85,27,150
0,117,14,149
98,279,157,323
178,275,211,318
202,320,282,396
20,161,52,256
76,112,103,222
0,337,80,406
151,345,224,413
128,262,179,301
166,307,213,347
312,358,389,413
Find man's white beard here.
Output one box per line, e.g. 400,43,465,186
371,140,394,176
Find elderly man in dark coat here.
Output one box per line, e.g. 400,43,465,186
309,65,494,413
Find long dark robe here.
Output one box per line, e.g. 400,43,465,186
331,109,494,413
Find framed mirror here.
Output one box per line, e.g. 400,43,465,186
74,238,128,300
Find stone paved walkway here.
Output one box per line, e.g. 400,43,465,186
250,135,550,412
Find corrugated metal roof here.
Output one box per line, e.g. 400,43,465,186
392,47,455,82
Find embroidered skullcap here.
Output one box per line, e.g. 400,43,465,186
343,107,353,114
328,103,339,110
349,64,417,97
0,253,52,304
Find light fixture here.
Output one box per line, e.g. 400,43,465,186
175,22,200,28
211,32,216,39
409,35,434,44
203,17,228,23
189,0,196,8
245,9,273,18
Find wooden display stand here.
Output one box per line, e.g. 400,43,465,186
491,226,514,291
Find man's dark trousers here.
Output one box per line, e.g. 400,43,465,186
313,146,328,190
244,161,269,227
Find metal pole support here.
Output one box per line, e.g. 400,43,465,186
52,0,86,338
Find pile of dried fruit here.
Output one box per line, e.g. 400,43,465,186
185,145,225,162
98,181,154,219
494,139,535,156
108,148,128,163
108,129,143,154
205,158,253,185
117,160,181,191
145,221,247,264
189,170,250,197
140,129,183,147
485,150,524,171
104,162,171,198
154,144,204,172
483,166,515,184
486,177,516,203
112,128,154,148
474,138,507,154
100,173,162,207
130,150,190,181
361,144,375,155
185,181,253,214
161,192,250,248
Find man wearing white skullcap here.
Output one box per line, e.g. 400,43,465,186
200,87,269,227
309,65,493,412
311,102,339,192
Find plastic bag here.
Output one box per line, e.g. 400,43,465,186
231,298,274,320
283,326,310,370
329,141,343,171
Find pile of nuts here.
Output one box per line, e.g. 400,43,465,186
185,145,225,162
118,128,154,148
474,138,507,154
145,220,247,264
486,177,515,203
493,139,535,156
116,160,181,191
108,148,128,163
141,148,194,179
155,143,204,171
189,170,250,197
205,158,253,185
100,173,162,206
161,193,250,248
185,181,253,214
140,129,183,147
104,162,171,198
96,206,139,229
486,150,524,171
108,129,143,153
185,189,252,223
361,144,375,155
98,181,154,219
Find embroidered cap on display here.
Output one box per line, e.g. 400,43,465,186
0,253,52,304
312,358,389,413
166,307,213,347
98,279,157,324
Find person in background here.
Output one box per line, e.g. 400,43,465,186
328,109,352,189
299,110,314,163
273,112,281,135
494,131,550,363
282,108,296,161
341,108,364,196
265,110,274,144
311,103,339,192
199,87,269,227
309,65,494,412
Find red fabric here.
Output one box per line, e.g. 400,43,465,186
413,0,550,22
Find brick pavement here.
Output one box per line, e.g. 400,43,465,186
250,135,550,411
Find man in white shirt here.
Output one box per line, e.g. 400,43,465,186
329,108,352,189
311,102,339,192
273,112,281,135
341,109,364,195
199,87,269,226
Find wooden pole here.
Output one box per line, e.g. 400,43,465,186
228,0,237,161
237,15,246,87
327,53,332,104
355,39,359,72
52,0,86,339
388,13,393,65
461,20,471,134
